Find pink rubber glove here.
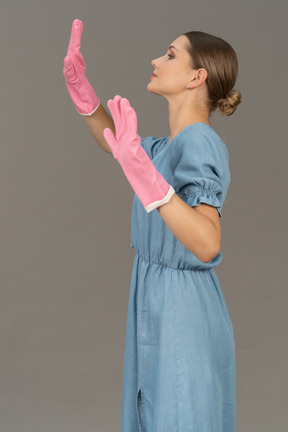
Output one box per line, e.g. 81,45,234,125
103,95,175,213
63,19,100,116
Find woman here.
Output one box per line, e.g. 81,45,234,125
63,19,241,432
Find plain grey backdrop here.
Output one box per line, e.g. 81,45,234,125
1,0,287,431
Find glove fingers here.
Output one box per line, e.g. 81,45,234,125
63,55,77,81
120,98,132,136
106,96,138,148
67,19,83,55
125,106,138,142
107,95,123,138
120,97,131,112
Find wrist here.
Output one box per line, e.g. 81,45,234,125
76,98,101,116
144,185,175,213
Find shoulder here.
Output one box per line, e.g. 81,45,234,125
169,123,230,175
169,123,231,195
139,135,168,159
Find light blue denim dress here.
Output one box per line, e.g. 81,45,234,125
121,123,235,432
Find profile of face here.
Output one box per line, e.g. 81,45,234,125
147,35,199,98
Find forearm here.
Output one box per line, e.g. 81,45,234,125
84,103,115,154
157,193,220,263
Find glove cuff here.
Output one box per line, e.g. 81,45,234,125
76,98,101,116
144,185,175,213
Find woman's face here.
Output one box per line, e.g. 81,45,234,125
147,35,196,97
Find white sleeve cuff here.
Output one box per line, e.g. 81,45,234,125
144,185,175,213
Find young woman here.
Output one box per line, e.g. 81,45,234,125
63,18,241,432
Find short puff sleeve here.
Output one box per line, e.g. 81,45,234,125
139,135,167,160
169,127,231,218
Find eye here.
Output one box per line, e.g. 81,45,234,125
167,53,174,59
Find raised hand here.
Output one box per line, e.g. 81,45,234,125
103,96,141,161
63,19,100,116
103,95,175,213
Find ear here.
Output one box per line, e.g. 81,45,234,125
188,68,208,88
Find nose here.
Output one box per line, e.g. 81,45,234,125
151,56,160,69
151,53,166,69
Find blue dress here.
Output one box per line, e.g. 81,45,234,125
120,123,235,432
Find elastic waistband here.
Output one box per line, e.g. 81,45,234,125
134,250,211,272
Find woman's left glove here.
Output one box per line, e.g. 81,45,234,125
63,19,100,116
103,95,175,213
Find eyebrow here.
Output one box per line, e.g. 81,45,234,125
168,45,178,52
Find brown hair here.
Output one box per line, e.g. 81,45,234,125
183,31,242,116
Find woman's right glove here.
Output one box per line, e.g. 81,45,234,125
103,96,175,213
63,19,100,116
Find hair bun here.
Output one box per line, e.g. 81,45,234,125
218,89,242,116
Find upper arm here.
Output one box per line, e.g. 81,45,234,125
171,129,231,221
192,203,222,254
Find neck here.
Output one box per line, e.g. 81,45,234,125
166,96,211,144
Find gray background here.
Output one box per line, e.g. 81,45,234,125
1,0,287,431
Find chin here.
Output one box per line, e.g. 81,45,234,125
147,83,160,95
